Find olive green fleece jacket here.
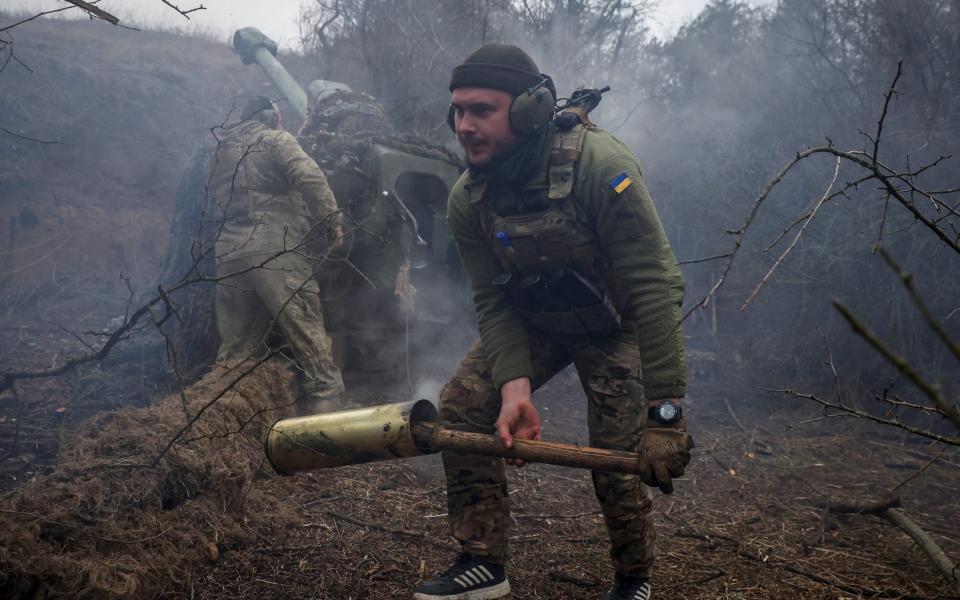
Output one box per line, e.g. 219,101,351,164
447,126,687,400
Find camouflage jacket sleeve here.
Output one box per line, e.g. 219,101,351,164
269,130,340,225
577,130,687,400
447,176,534,391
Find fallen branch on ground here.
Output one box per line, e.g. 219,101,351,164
825,496,960,595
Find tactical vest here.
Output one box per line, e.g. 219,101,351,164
470,122,626,337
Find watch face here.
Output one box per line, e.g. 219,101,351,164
656,402,678,422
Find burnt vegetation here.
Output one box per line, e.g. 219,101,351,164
0,0,958,598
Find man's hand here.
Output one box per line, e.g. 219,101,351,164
639,406,693,494
331,224,345,249
495,377,540,467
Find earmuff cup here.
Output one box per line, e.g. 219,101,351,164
509,78,555,135
447,75,556,135
446,104,457,132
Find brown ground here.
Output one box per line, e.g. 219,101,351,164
189,373,960,600
5,354,956,599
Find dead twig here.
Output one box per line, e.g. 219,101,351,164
63,0,119,25
833,300,960,429
741,157,842,311
877,248,960,365
677,252,733,266
324,510,457,550
870,61,902,167
767,387,960,446
0,509,171,544
159,0,207,19
0,126,60,144
0,4,84,33
890,445,948,494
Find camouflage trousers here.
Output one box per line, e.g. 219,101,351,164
439,332,655,577
215,252,345,409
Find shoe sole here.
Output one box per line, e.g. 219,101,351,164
413,580,511,600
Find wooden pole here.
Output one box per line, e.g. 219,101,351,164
411,422,644,475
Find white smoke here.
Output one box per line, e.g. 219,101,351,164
413,378,443,406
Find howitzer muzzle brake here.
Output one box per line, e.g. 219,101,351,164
233,27,278,65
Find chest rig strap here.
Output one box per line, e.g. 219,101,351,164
548,121,589,199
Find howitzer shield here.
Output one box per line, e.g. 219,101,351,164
265,399,439,474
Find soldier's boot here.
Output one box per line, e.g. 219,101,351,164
413,553,510,600
603,575,652,600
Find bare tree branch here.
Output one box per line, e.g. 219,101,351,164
0,126,60,144
876,248,960,364
767,387,960,446
685,63,960,325
677,252,733,266
0,4,83,34
159,0,207,19
870,61,902,166
833,300,960,429
741,157,842,311
63,0,119,26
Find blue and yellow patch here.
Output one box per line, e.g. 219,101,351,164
609,171,633,194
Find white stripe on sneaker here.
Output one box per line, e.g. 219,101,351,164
463,570,480,585
477,565,494,581
413,579,511,600
454,575,469,588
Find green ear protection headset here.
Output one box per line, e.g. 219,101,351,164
447,76,557,136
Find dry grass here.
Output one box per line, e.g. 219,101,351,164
0,361,299,598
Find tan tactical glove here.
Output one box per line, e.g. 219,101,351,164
639,417,694,494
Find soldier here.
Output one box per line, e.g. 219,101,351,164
206,96,345,413
413,45,693,600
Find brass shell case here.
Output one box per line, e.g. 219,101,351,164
265,399,439,474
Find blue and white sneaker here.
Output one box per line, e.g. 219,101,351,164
413,553,511,600
604,575,652,600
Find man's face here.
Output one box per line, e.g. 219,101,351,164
451,87,517,168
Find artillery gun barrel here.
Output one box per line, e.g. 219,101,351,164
233,27,309,121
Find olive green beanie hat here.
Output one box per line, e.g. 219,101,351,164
449,43,551,96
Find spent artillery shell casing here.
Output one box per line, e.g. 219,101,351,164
266,399,646,476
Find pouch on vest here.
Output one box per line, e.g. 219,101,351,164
493,266,621,337
492,272,537,314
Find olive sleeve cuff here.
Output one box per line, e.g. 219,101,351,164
490,352,535,393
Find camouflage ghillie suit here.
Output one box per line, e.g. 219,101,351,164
441,120,686,578
206,119,344,408
298,88,390,137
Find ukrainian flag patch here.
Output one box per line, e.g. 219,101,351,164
609,171,633,194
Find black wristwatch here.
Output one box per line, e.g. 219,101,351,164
648,400,682,426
